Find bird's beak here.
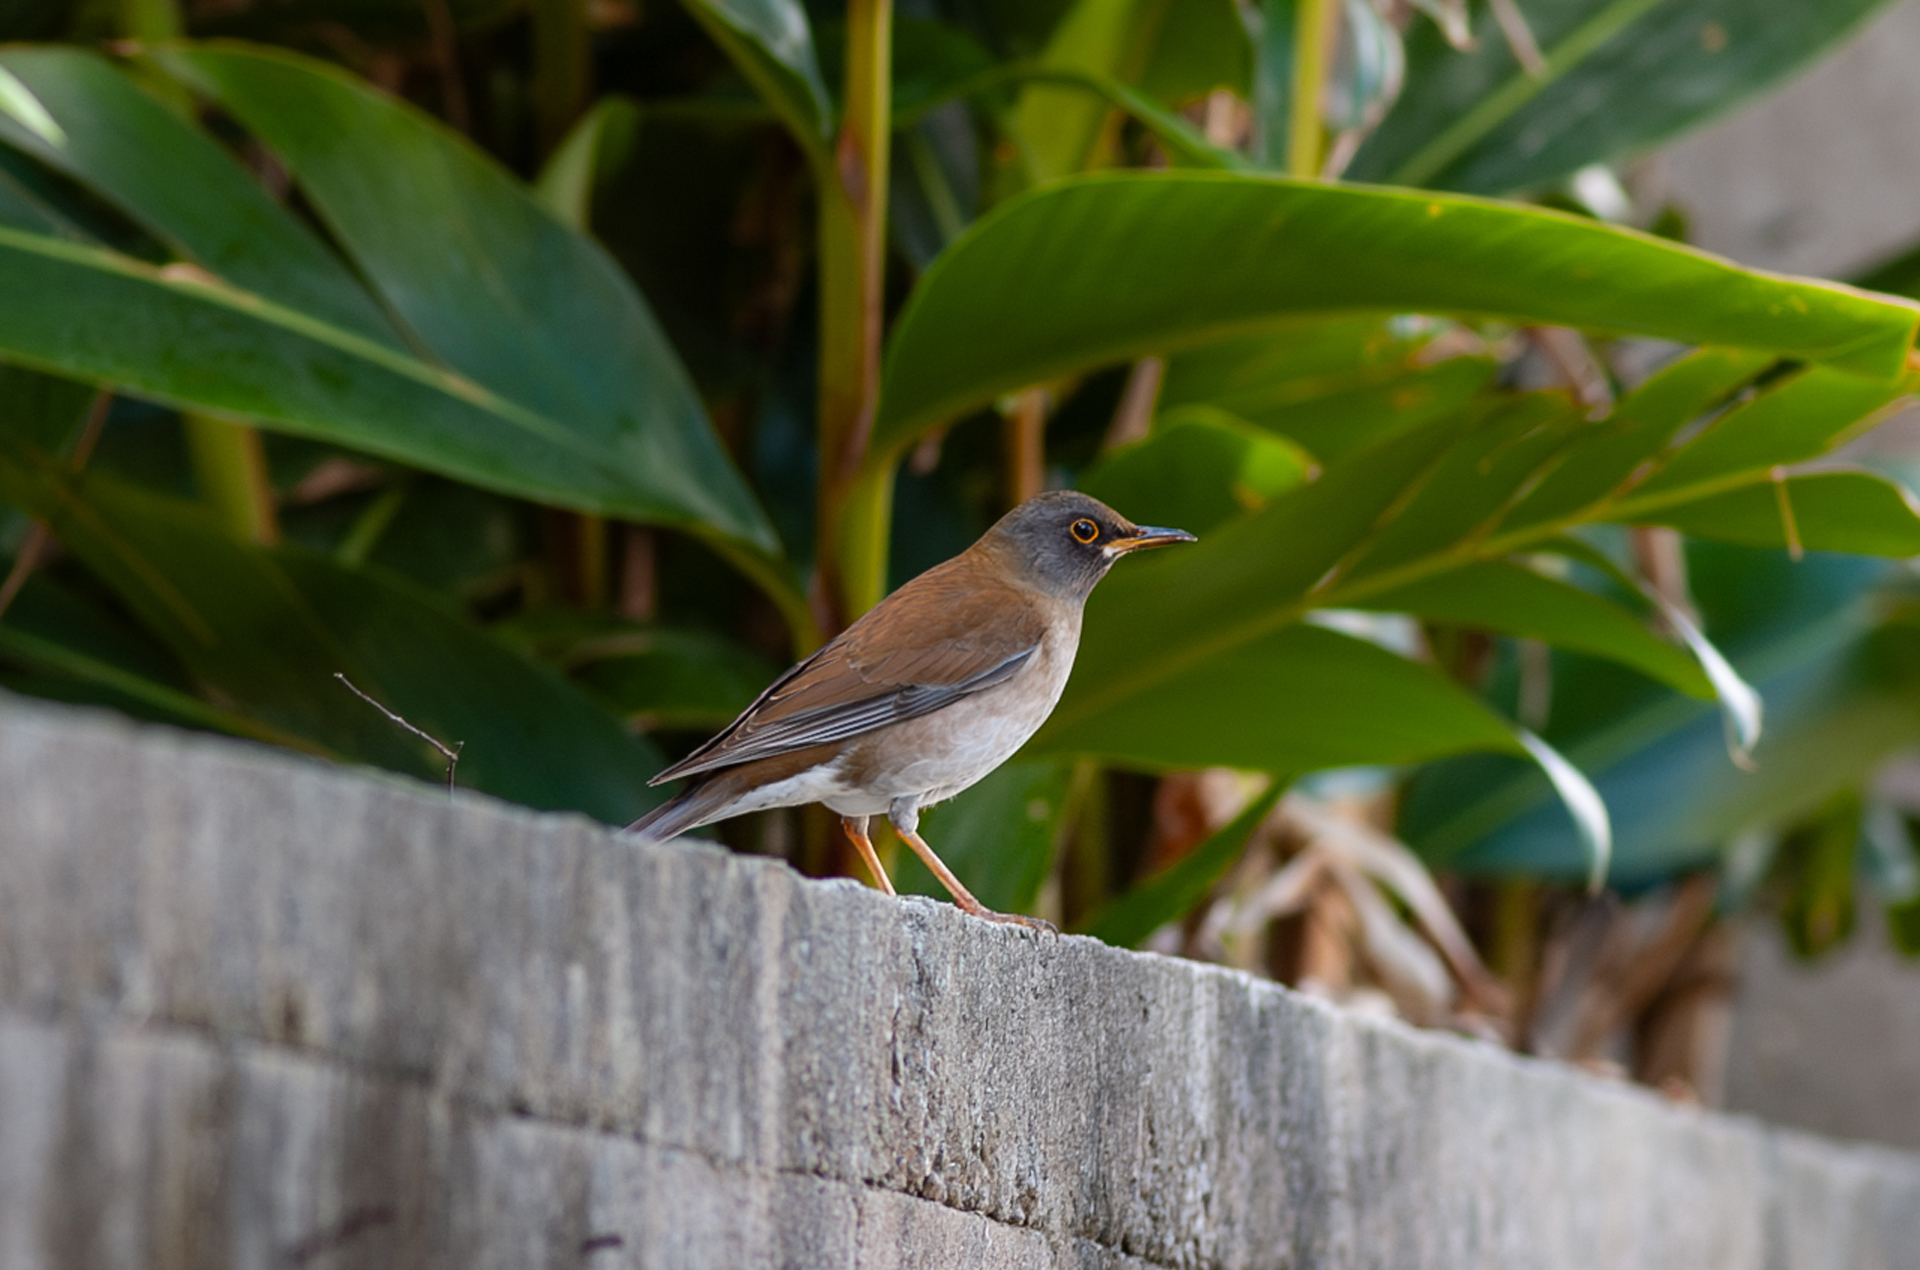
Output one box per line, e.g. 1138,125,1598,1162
1111,525,1197,554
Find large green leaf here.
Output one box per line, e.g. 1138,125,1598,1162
1155,318,1498,463
1034,330,1913,795
679,0,831,148
1030,621,1519,770
1641,470,1920,556
1012,0,1168,181
1347,0,1898,193
0,46,782,562
1078,406,1311,537
1399,546,1905,885
873,173,1919,459
0,48,403,345
1358,560,1714,698
0,444,662,823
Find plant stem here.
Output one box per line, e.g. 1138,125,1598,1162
816,0,893,623
1286,0,1333,179
185,413,279,545
1003,389,1048,505
531,0,590,154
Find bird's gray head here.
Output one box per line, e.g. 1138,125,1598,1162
981,490,1196,604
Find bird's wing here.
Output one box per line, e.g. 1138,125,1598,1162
651,560,1051,784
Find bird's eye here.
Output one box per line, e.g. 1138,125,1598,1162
1070,518,1100,544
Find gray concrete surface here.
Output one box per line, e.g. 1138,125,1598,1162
1725,903,1920,1154
1,698,1918,1269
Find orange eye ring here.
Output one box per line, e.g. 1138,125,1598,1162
1070,518,1100,544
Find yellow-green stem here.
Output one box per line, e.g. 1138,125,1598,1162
817,0,893,625
1286,0,1333,179
833,459,895,619
184,414,279,545
576,512,610,608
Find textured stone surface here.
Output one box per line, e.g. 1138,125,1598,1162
1724,903,1920,1154
2,699,1919,1268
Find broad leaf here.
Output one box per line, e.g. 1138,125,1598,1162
1641,470,1920,557
0,47,782,560
1030,622,1520,770
0,444,663,823
1400,547,1908,884
1013,0,1169,181
1348,0,1898,193
575,630,779,730
1156,318,1497,463
678,0,832,148
1078,406,1311,537
1358,560,1713,698
873,173,1919,460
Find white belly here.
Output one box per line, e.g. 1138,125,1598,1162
722,618,1080,821
825,618,1080,815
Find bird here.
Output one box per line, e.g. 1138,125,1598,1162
625,490,1195,931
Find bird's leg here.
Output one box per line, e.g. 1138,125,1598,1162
841,815,896,896
888,801,1057,937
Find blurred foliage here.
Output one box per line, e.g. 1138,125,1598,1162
1,0,1919,1052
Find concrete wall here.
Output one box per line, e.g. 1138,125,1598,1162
1,698,1918,1269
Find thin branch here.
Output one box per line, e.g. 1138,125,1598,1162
0,388,113,623
0,522,51,623
1487,0,1547,76
334,672,464,793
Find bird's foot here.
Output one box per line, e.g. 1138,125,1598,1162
958,901,1058,939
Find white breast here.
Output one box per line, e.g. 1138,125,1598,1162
825,608,1082,816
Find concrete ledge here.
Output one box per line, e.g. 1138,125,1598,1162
1,698,1917,1268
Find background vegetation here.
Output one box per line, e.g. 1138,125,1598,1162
2,0,1919,1086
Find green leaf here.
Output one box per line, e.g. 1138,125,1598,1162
1777,789,1863,959
1638,469,1920,557
1514,726,1610,890
1078,405,1312,537
1340,392,1582,581
572,628,779,730
0,48,402,344
1076,779,1285,947
1359,559,1713,698
0,47,781,558
0,445,663,823
678,0,833,148
0,65,64,147
1496,346,1776,535
0,362,94,458
1032,621,1519,770
873,173,1919,460
1349,0,1898,194
489,608,779,730
535,95,642,230
1156,318,1497,463
1013,0,1168,181
1399,547,1909,885
1138,0,1253,105
892,759,1074,914
1632,366,1912,501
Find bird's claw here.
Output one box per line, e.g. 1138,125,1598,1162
966,906,1059,940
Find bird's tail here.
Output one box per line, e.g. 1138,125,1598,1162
624,778,730,842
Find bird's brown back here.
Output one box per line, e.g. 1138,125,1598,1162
652,546,1058,783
